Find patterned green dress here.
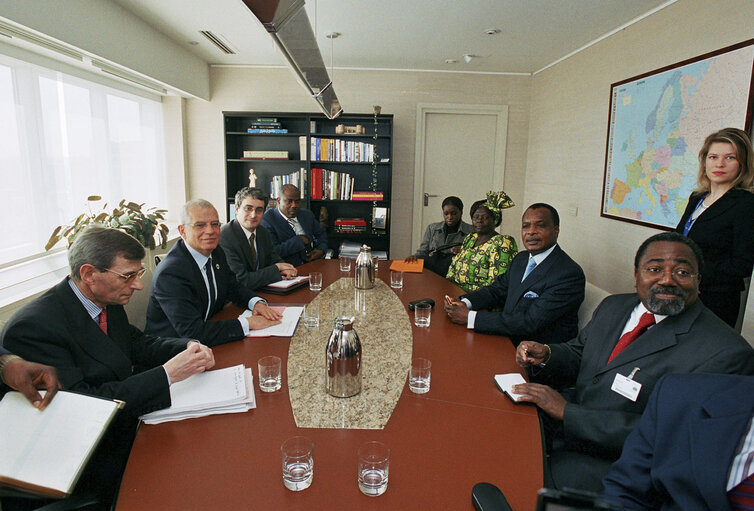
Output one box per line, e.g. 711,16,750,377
446,232,517,293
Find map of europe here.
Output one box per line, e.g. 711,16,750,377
603,44,753,228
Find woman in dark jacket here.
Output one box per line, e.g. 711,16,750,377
676,127,754,327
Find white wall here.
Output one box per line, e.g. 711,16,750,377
525,0,754,342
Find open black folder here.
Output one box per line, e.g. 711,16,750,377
0,390,122,499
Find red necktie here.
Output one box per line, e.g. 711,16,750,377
729,473,754,510
607,312,655,364
98,309,108,335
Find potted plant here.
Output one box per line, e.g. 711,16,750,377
46,195,169,251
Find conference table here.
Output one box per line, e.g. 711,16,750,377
116,259,543,510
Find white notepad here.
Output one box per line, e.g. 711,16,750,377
493,373,528,402
241,306,303,337
0,390,121,498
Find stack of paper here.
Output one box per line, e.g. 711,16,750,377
493,373,527,402
241,306,303,337
140,365,255,425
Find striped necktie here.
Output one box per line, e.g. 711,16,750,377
522,258,537,281
98,309,107,335
205,258,216,315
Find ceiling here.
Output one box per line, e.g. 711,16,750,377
111,0,673,75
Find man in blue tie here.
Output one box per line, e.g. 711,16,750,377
512,232,754,494
146,199,282,347
445,203,585,345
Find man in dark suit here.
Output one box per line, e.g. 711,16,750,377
513,232,754,493
261,184,328,266
0,347,59,409
602,373,754,510
146,199,281,346
220,187,297,290
2,226,215,506
445,203,585,345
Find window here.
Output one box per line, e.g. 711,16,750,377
0,53,167,304
0,54,166,265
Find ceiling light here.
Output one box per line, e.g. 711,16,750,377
463,54,474,63
445,59,458,64
484,28,502,36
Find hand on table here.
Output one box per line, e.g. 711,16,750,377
404,255,418,263
276,262,297,279
163,341,215,384
511,382,566,421
253,302,283,320
1,356,61,410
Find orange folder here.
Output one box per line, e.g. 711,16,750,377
389,259,424,273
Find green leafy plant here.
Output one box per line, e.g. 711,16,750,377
46,195,169,251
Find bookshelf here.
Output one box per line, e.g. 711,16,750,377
223,112,393,257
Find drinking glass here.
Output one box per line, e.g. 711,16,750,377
390,270,403,289
303,302,320,328
257,356,281,392
339,257,352,273
358,441,389,496
414,302,431,327
282,436,313,491
309,272,322,291
409,358,431,394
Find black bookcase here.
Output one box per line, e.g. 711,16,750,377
223,112,393,257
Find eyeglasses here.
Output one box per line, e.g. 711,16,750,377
188,221,222,230
104,267,147,282
640,266,698,283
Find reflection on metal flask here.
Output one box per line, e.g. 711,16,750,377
354,244,375,289
326,316,362,398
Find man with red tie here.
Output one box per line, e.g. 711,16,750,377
512,232,754,493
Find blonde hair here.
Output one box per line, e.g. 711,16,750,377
695,127,754,193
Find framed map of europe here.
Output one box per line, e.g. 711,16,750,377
601,39,754,229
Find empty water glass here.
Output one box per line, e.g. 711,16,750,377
358,441,389,497
303,302,320,328
339,257,352,273
309,272,323,291
409,358,431,394
390,270,403,289
258,356,281,392
282,436,313,491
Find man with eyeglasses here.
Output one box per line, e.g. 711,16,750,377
2,226,216,506
262,184,328,266
146,199,282,347
220,187,297,289
511,232,754,493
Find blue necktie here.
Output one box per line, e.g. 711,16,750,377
522,258,537,281
205,258,216,318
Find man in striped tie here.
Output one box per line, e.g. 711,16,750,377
512,232,754,493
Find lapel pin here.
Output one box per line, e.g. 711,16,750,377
215,263,220,270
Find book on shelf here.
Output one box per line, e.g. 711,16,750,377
352,191,384,201
253,117,278,123
242,150,289,160
247,128,288,134
249,121,281,127
310,137,374,163
298,136,307,160
311,167,355,200
0,390,123,498
270,167,307,199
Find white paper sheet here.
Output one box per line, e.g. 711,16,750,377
241,306,303,337
493,373,527,402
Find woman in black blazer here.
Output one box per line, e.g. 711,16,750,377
676,127,754,327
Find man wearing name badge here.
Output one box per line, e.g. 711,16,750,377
220,187,297,290
601,373,754,510
146,199,282,347
261,184,328,266
0,346,60,409
511,232,754,493
1,226,215,507
444,203,585,345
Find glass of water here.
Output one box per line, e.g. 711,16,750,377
309,272,322,291
257,356,281,392
303,302,320,328
409,358,431,394
390,270,403,289
282,436,313,491
414,302,431,327
339,257,352,273
358,441,389,496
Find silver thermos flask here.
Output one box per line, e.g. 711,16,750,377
325,316,362,397
354,244,375,289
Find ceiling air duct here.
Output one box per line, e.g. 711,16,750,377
243,0,343,119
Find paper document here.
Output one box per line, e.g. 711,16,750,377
0,390,121,498
241,306,303,337
493,373,528,402
390,259,424,273
140,365,255,424
265,275,309,289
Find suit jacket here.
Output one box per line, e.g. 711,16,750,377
0,346,8,356
675,188,754,292
145,239,257,346
220,220,283,289
462,245,585,345
415,220,473,257
261,207,328,266
602,373,754,511
536,294,754,490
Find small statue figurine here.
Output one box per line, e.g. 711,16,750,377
319,206,329,228
248,168,257,188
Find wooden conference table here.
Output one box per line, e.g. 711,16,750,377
116,260,543,510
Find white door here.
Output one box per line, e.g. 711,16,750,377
413,104,508,249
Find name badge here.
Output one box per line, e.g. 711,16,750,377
611,368,642,402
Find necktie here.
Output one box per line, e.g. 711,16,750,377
729,473,754,510
522,258,537,281
249,232,257,269
607,312,655,364
98,309,108,335
205,258,216,313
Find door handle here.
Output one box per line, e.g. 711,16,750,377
423,193,438,206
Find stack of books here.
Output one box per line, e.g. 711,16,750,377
242,150,289,160
311,167,354,200
270,168,307,199
247,117,288,133
352,191,384,201
311,137,374,162
334,218,367,233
